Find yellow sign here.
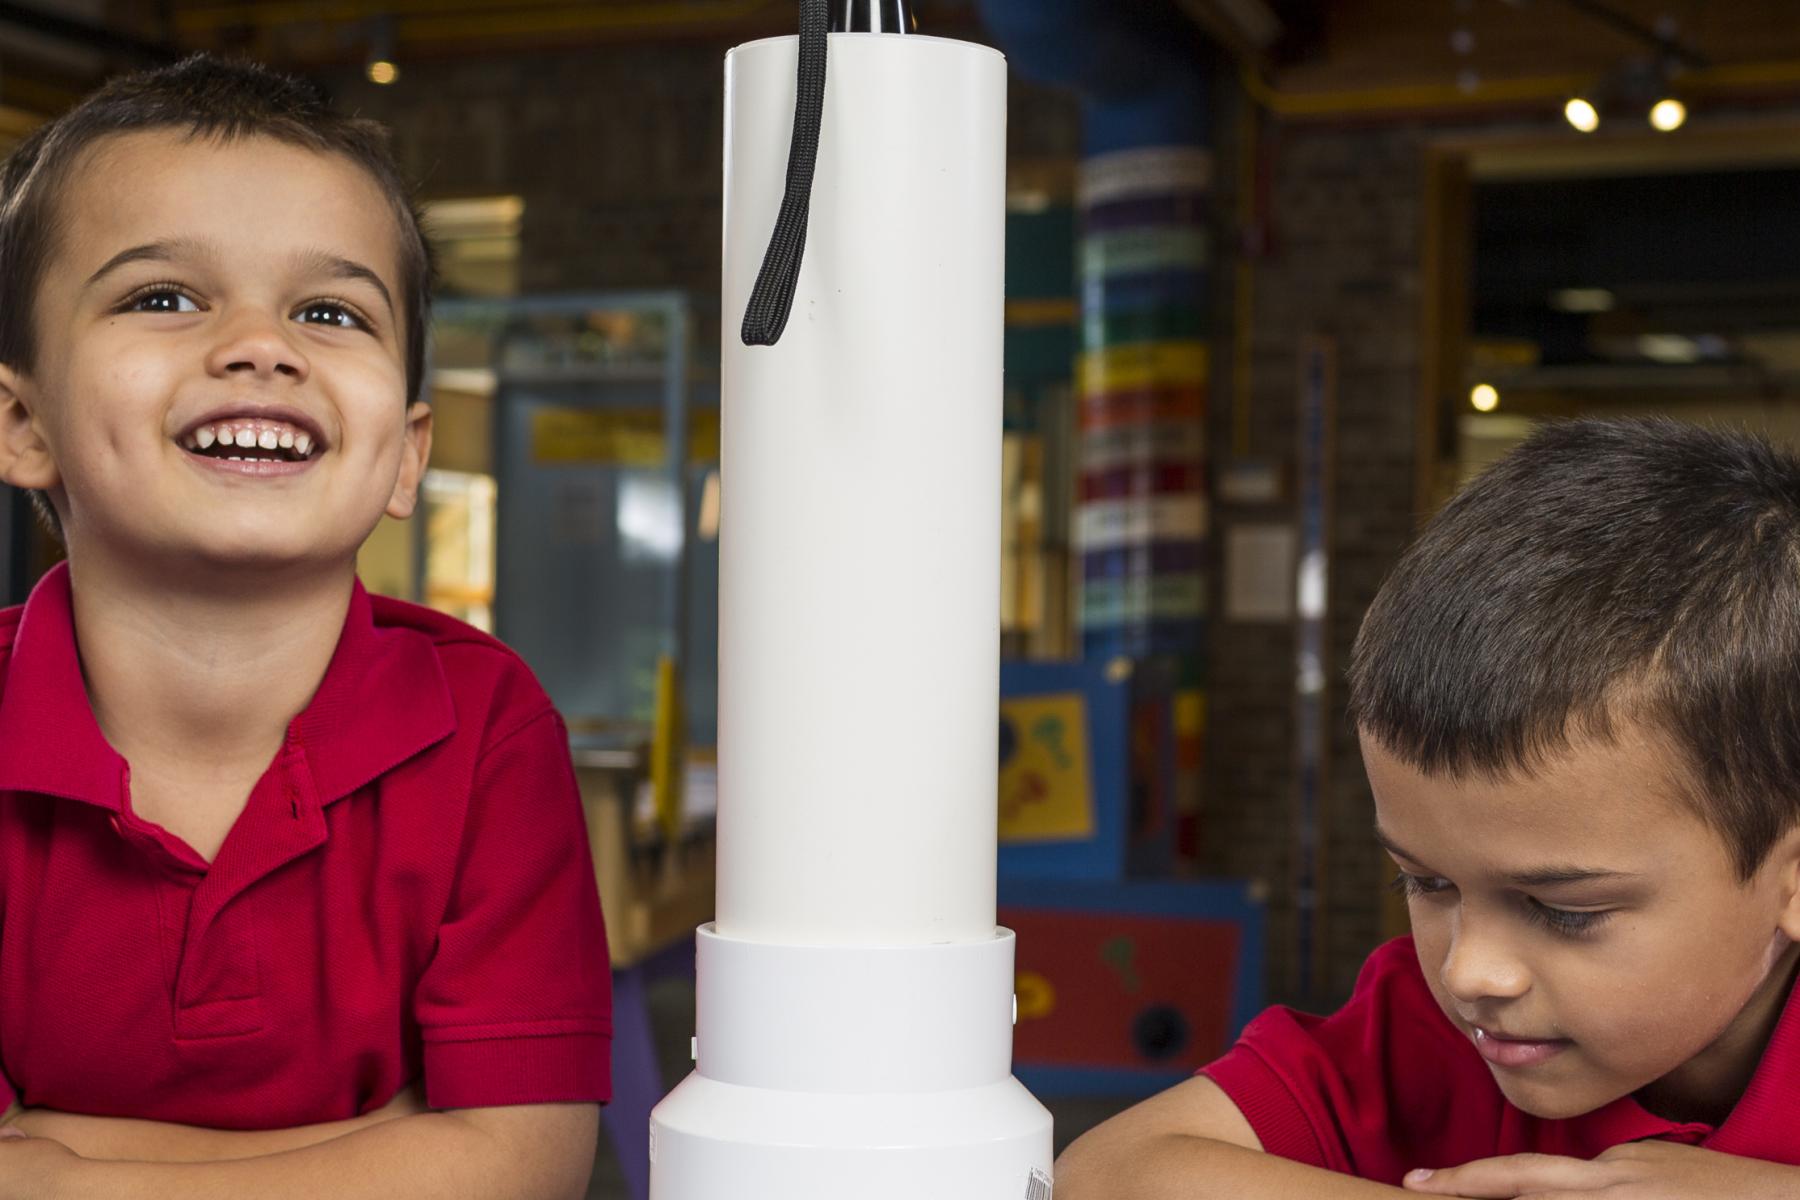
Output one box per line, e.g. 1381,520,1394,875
999,693,1094,842
531,407,721,466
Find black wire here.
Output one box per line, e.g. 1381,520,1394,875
741,0,829,347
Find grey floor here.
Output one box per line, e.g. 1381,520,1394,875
585,975,1129,1198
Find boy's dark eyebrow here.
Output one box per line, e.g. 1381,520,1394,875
1372,823,1640,887
84,236,213,290
84,238,395,319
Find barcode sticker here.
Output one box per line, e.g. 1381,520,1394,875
1025,1167,1053,1200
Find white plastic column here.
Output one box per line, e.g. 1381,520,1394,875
650,30,1052,1200
717,31,1006,946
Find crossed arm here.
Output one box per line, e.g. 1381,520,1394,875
1054,1077,1410,1200
0,1089,598,1200
1053,1077,1800,1200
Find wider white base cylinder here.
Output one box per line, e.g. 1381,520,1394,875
649,925,1053,1198
652,1077,1051,1197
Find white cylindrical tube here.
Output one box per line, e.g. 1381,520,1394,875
718,33,1007,945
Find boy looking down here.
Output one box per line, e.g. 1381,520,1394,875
1058,420,1800,1199
0,53,610,1200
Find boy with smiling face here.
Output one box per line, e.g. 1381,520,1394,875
0,55,610,1199
1056,419,1800,1199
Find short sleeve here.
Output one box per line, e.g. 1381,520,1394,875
414,709,613,1109
1199,938,1504,1184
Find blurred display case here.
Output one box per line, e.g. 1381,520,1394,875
427,292,719,965
429,292,718,749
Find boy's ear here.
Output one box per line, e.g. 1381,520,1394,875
0,363,58,492
1772,826,1800,944
384,401,433,521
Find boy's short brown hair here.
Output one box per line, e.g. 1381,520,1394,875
0,51,436,535
1350,418,1800,882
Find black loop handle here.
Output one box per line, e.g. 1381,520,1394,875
740,0,829,347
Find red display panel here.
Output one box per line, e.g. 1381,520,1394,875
1001,906,1243,1073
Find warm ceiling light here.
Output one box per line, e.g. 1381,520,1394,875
366,14,398,86
1564,97,1600,133
1470,383,1500,412
1649,97,1687,132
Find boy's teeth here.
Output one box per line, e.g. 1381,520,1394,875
186,419,319,459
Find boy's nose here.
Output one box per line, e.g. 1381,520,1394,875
1439,910,1531,1003
205,311,310,383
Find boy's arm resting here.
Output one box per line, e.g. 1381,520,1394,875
1054,1077,1409,1200
18,1101,599,1200
0,1084,428,1162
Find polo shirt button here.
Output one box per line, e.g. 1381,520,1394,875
109,815,123,836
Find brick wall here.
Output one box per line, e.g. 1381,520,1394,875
328,42,730,349
1203,119,1429,1009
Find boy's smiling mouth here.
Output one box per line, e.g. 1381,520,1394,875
177,410,325,473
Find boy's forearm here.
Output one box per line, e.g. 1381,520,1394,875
1056,1133,1411,1200
53,1104,598,1200
4,1087,423,1162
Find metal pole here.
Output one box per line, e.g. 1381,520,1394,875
829,0,915,34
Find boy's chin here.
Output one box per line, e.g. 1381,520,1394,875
167,530,352,572
1491,1071,1616,1121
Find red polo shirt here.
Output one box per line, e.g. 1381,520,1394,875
0,564,612,1128
1202,937,1800,1182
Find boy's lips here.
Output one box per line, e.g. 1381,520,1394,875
183,448,319,478
1472,1026,1572,1068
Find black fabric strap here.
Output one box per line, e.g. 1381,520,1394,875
741,0,829,347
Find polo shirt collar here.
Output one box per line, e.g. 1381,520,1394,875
0,562,456,811
1705,956,1800,1159
288,578,456,804
0,564,123,809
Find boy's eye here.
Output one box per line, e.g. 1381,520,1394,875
294,301,367,331
1524,898,1612,938
1389,871,1614,939
129,288,199,315
1388,870,1453,898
